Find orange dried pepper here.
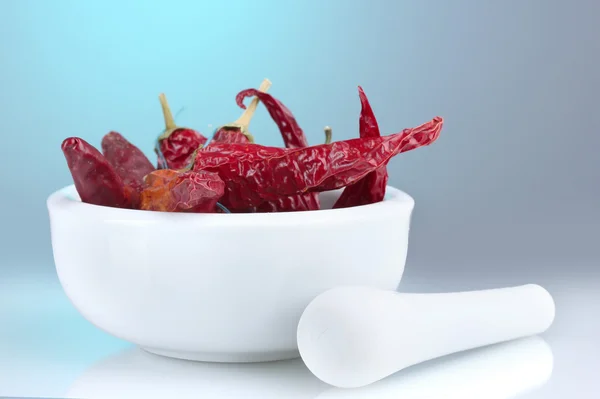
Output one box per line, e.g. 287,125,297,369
140,170,225,213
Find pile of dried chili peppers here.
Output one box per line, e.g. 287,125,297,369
61,79,443,213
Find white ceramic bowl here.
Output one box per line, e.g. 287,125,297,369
47,184,415,363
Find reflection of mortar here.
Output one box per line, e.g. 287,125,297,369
47,185,414,363
67,347,328,399
316,336,553,399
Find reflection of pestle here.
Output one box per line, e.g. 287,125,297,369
315,336,553,399
67,347,328,399
298,284,555,388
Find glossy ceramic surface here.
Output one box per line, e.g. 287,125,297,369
47,185,414,362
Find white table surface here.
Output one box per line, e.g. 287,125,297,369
0,265,598,399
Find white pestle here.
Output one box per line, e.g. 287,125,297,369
315,336,554,399
297,284,555,388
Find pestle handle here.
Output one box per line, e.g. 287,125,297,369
297,284,555,388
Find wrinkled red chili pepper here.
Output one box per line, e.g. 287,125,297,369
101,131,155,194
235,88,309,149
333,87,387,209
209,129,250,145
194,117,443,210
158,130,207,170
235,85,321,212
207,79,314,212
156,93,207,170
257,127,335,212
140,169,225,213
255,193,321,212
200,143,322,212
61,137,133,208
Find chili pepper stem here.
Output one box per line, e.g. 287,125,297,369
324,126,332,144
158,93,177,131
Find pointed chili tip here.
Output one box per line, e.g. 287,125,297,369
104,131,123,139
61,137,83,151
101,131,128,151
431,117,444,141
357,86,368,101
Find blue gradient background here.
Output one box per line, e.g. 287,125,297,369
0,0,599,397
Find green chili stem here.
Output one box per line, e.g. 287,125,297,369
324,126,332,144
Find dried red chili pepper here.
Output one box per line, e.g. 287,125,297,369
259,126,333,212
194,117,443,210
333,86,387,209
254,192,322,213
140,169,225,213
234,84,322,212
200,143,318,212
101,131,155,194
255,127,332,212
61,137,133,208
255,192,321,212
155,93,207,170
235,88,309,149
255,127,334,212
209,79,271,146
209,129,250,145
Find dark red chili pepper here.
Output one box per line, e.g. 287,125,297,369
235,88,309,149
156,93,207,170
140,169,225,213
255,193,321,212
208,79,295,213
209,79,272,146
333,86,387,209
194,117,443,210
235,83,321,212
61,137,133,208
209,129,250,145
256,127,334,212
101,131,155,194
200,144,321,212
